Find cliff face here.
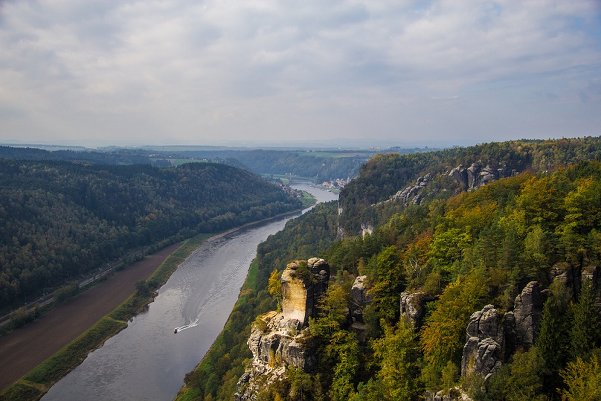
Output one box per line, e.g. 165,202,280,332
281,258,329,326
460,281,546,381
236,258,330,401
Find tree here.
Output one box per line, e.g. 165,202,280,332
371,318,422,401
268,269,282,309
570,280,601,360
560,354,601,401
421,269,488,388
365,246,405,323
504,348,548,401
536,282,573,392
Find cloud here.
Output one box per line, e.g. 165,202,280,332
0,0,599,146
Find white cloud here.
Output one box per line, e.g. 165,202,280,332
0,0,599,146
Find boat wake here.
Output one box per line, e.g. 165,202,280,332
174,319,199,334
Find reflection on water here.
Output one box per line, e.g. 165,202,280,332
42,184,336,401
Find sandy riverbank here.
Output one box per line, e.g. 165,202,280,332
0,242,180,390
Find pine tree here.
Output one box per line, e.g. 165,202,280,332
570,280,601,360
536,282,573,392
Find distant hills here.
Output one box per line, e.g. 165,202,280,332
0,159,302,309
0,145,433,182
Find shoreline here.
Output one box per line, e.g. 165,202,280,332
0,207,307,401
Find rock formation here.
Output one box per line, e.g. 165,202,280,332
390,173,433,205
448,162,516,191
400,291,436,329
350,275,371,342
281,258,329,326
426,388,474,401
461,305,505,380
350,275,370,322
513,281,543,348
236,258,330,401
459,281,546,386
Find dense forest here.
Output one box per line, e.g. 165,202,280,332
178,137,601,401
0,146,155,166
0,159,302,309
0,146,381,182
339,137,601,233
155,149,375,181
299,160,601,401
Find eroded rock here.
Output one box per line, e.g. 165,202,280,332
426,388,474,401
513,281,543,348
236,258,330,401
400,291,436,328
461,305,504,379
389,173,433,205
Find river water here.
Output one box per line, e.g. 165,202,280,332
42,184,337,401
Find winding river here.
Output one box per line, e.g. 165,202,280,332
42,184,337,401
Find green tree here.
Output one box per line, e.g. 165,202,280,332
504,348,548,401
427,227,471,276
365,246,405,323
328,331,360,401
268,269,282,309
371,318,422,401
570,280,601,360
536,282,573,392
421,269,488,388
560,354,601,401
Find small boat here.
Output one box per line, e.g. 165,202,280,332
174,328,178,334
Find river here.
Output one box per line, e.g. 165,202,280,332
42,184,337,401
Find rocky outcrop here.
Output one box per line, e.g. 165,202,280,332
461,305,504,379
350,275,371,342
582,265,601,292
460,281,546,383
236,258,330,401
426,388,474,401
513,281,543,348
400,291,436,328
350,275,370,322
448,162,516,191
361,223,374,238
281,258,330,326
390,173,433,205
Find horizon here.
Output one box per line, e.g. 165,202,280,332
2,134,600,152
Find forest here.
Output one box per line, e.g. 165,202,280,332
0,159,302,309
339,137,601,233
178,137,601,401
0,146,376,182
152,148,375,181
179,201,341,400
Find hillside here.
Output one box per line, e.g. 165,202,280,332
339,137,601,234
0,160,302,309
178,137,601,401
145,148,376,181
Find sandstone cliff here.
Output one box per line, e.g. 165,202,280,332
460,281,545,381
236,258,330,401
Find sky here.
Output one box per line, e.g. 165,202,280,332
0,0,600,148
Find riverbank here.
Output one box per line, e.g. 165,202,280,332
0,205,312,401
175,187,338,401
0,239,186,400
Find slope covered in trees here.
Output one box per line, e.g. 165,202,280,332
0,159,302,309
178,201,340,400
327,161,600,399
178,137,601,401
247,161,601,401
157,149,374,181
0,146,154,166
339,137,601,233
